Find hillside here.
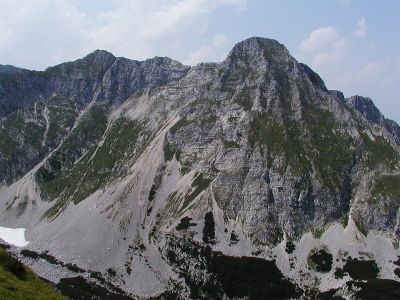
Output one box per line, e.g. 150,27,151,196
0,244,67,300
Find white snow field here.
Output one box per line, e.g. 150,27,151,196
0,226,29,247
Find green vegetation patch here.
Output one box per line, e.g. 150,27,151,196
263,47,293,104
56,276,131,300
45,101,78,145
362,134,399,169
199,114,217,127
0,246,67,300
37,103,108,190
72,104,108,142
209,253,301,299
249,106,355,189
0,128,19,167
0,105,47,182
188,98,216,107
203,211,216,245
223,140,240,148
163,140,181,162
44,58,105,80
303,107,354,189
249,112,311,175
42,115,145,219
170,113,217,134
312,227,325,239
220,54,255,84
169,118,194,134
307,248,333,273
354,217,368,237
352,279,400,300
285,240,295,254
86,117,143,173
370,175,400,204
176,216,197,231
181,173,212,212
0,108,45,154
342,214,349,228
164,237,301,299
342,257,379,281
233,85,254,110
0,72,19,85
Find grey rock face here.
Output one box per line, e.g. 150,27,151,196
0,64,23,74
0,51,189,183
1,37,400,298
347,95,400,144
347,95,384,124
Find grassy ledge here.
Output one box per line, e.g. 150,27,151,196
0,245,67,300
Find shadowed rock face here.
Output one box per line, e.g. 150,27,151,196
347,95,384,124
0,64,23,74
347,95,400,144
1,37,400,299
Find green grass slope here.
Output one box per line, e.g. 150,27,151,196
0,245,67,300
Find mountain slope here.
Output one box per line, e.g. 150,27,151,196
0,244,67,300
1,37,400,299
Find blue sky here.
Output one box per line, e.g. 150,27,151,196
0,0,399,121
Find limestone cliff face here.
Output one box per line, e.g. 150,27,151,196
1,37,400,299
0,51,189,183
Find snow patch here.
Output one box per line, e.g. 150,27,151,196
0,226,29,247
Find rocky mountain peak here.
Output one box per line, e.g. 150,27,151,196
44,49,116,79
229,37,288,59
347,95,400,144
140,56,190,76
347,95,383,124
83,49,116,65
328,90,345,102
223,37,291,68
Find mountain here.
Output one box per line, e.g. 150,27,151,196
1,37,400,299
0,64,23,74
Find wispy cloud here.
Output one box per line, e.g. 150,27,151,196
353,17,368,37
298,20,400,121
299,26,349,69
0,0,90,69
0,0,247,69
335,57,400,120
338,57,400,88
184,34,229,65
301,32,399,120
